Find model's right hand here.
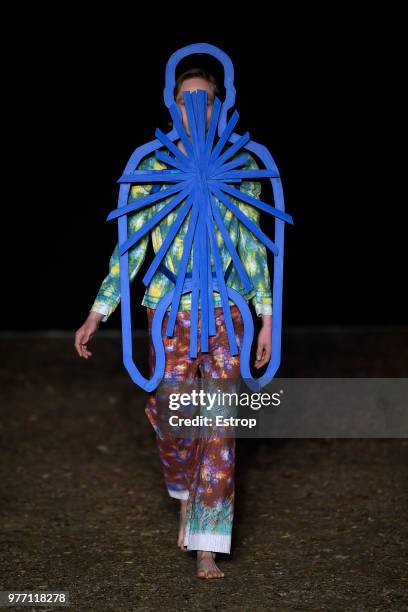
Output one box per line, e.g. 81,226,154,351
74,311,104,359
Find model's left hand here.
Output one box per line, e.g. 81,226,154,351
254,318,272,369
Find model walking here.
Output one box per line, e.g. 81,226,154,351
75,68,272,578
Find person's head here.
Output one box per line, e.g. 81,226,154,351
174,68,220,137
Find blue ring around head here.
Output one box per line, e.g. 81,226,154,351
163,43,236,133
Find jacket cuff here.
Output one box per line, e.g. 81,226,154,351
253,290,273,317
254,302,273,317
90,301,113,323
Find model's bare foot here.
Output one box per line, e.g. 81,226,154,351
196,551,224,579
177,499,188,550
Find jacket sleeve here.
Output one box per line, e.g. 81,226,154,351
237,155,273,317
90,160,154,322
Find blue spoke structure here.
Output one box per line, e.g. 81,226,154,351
142,192,194,288
118,171,195,183
107,182,188,221
107,43,294,392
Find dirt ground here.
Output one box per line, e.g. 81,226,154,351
0,328,407,611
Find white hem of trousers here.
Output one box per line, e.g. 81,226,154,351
168,488,189,500
184,532,231,554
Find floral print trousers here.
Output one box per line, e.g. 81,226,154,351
144,305,244,554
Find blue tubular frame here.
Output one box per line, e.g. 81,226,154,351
107,43,294,393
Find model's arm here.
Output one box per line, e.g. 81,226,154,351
237,156,273,316
90,185,153,322
75,159,154,359
237,155,273,368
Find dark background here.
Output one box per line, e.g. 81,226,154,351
1,15,407,608
5,14,404,331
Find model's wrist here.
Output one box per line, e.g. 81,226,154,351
88,310,104,323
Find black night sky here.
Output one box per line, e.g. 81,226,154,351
6,16,404,331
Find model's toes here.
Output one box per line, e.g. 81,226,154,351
197,551,224,579
208,569,224,579
197,569,208,579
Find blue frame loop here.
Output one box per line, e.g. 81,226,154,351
163,42,236,134
107,45,294,393
150,284,264,393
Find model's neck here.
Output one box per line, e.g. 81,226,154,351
176,140,188,156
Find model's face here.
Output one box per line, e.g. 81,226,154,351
176,77,215,137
